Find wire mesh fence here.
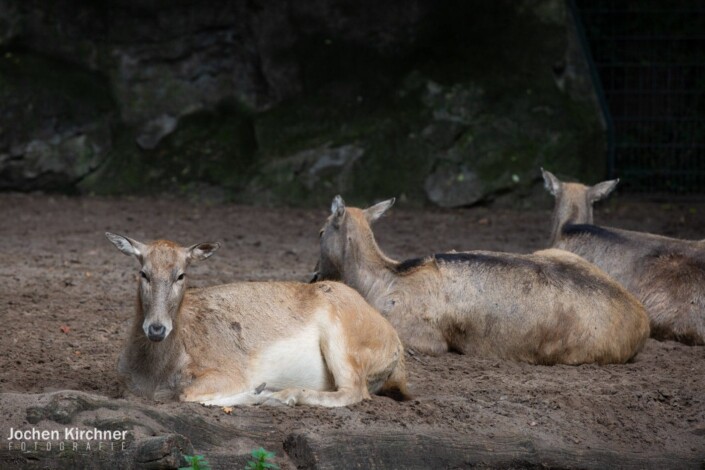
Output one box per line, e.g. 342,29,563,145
573,0,705,193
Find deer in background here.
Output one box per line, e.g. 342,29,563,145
311,196,649,365
105,232,408,407
542,169,705,345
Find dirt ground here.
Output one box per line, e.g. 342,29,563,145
1,192,704,468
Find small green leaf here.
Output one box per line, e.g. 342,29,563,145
245,447,280,470
180,454,211,470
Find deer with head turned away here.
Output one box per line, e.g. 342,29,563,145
542,169,705,345
105,232,408,407
310,196,649,365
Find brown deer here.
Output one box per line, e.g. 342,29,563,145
542,169,705,345
105,232,408,407
311,196,650,365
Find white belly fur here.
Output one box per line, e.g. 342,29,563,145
249,323,334,391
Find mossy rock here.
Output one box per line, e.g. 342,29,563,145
0,50,115,190
2,0,605,206
240,0,603,207
244,76,433,206
80,105,257,200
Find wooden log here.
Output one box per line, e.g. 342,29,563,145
284,430,705,470
135,434,194,469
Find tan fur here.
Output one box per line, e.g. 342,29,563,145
313,197,650,365
106,233,408,407
542,169,705,345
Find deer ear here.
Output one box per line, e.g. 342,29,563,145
541,168,561,197
188,242,220,262
330,195,346,227
364,198,395,223
105,232,145,259
588,179,619,202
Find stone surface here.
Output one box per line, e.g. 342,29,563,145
246,143,364,205
424,165,486,208
0,0,603,206
0,51,114,190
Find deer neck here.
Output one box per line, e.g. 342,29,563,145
125,293,186,381
341,226,397,308
549,195,592,246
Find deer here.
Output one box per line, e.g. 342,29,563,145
541,169,705,345
104,232,408,407
310,196,650,365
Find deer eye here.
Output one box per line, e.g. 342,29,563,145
140,271,149,281
177,273,185,281
319,229,324,238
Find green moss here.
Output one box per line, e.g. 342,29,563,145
81,105,257,198
17,0,603,205
247,79,432,206
243,0,603,207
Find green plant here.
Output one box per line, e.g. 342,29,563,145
245,447,280,470
180,454,211,470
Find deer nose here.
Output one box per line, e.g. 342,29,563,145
147,324,166,342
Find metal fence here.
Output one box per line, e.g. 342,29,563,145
572,0,705,193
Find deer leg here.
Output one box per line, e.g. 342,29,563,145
259,386,367,407
198,389,271,406
260,325,371,407
180,369,259,405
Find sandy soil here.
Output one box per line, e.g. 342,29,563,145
1,192,704,468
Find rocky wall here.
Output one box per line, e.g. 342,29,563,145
0,0,604,206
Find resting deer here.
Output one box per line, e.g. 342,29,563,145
542,169,705,344
311,196,649,365
105,232,408,407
